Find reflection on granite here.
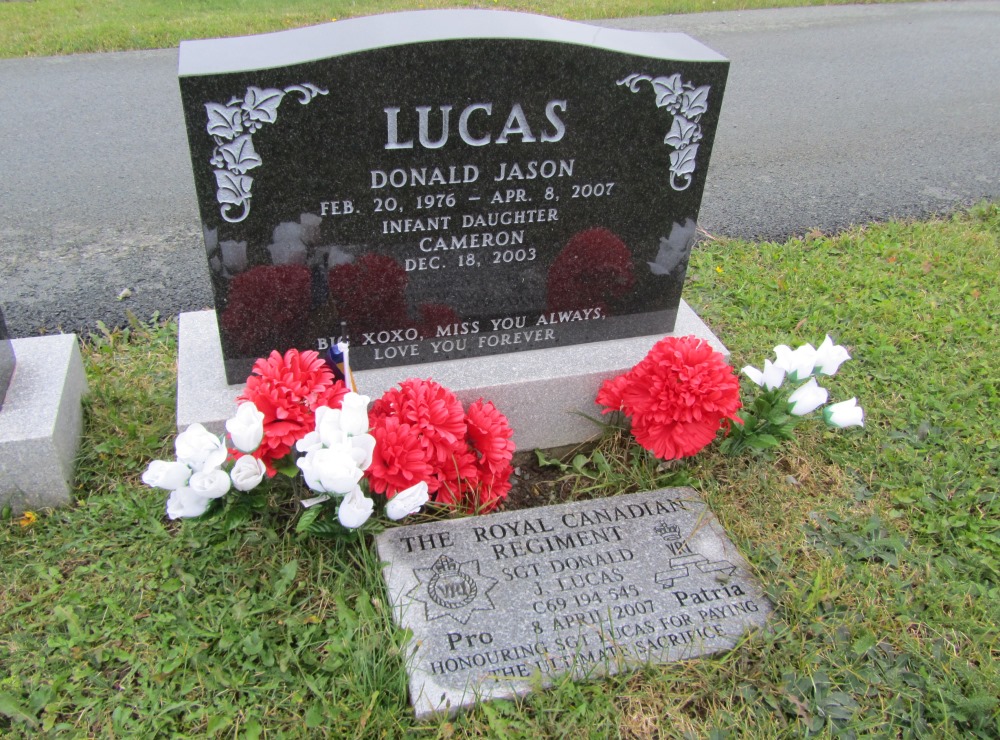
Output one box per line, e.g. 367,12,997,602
179,11,728,382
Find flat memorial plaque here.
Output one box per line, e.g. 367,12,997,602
375,488,772,717
0,307,15,409
179,11,729,383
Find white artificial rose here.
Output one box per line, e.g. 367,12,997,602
338,486,374,529
297,446,364,494
189,468,232,499
823,398,865,428
814,335,852,376
141,460,192,491
165,487,211,520
349,433,376,471
742,359,785,391
295,430,323,454
788,377,829,416
314,406,347,448
339,393,372,437
773,343,817,382
386,481,430,521
175,423,228,472
230,455,267,491
226,402,265,453
296,450,323,492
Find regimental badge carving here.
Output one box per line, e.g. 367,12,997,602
408,555,498,625
652,519,737,588
616,73,711,192
205,84,328,223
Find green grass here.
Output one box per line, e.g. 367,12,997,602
0,0,924,59
1,205,998,736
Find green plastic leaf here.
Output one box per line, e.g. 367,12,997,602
748,434,780,450
295,505,322,534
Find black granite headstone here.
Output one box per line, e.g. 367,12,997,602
0,306,15,410
179,11,728,383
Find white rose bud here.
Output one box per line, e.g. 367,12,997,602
788,377,829,416
823,398,865,428
230,455,267,491
314,406,347,449
142,460,192,491
339,392,372,437
226,402,265,453
296,446,364,495
741,359,785,391
349,433,376,471
165,488,211,520
188,468,232,499
773,343,817,382
814,335,852,376
338,486,374,529
175,423,228,472
386,481,430,521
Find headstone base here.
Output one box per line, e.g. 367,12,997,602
0,334,88,514
177,302,727,449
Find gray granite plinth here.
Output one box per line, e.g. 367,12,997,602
176,302,727,448
375,488,772,718
0,334,88,514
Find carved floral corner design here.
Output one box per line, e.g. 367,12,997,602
205,83,328,223
617,73,711,192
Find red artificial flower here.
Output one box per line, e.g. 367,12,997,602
546,227,635,314
328,254,410,336
369,378,467,464
597,336,742,460
595,373,630,414
220,265,312,356
367,417,436,495
465,400,515,477
366,381,514,511
238,349,348,472
459,399,515,512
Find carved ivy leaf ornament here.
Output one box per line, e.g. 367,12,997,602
618,72,712,191
219,135,263,174
206,103,244,140
665,116,702,149
679,86,711,118
205,83,328,223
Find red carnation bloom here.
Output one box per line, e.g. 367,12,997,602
365,381,515,510
546,227,635,314
238,348,348,472
369,379,467,464
427,446,479,506
367,417,436,495
220,265,312,356
596,336,741,460
595,373,630,414
462,399,515,512
466,400,515,477
328,254,409,335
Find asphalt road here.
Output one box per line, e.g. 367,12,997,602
1,2,998,337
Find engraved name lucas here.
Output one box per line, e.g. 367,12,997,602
387,495,766,683
383,100,568,150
